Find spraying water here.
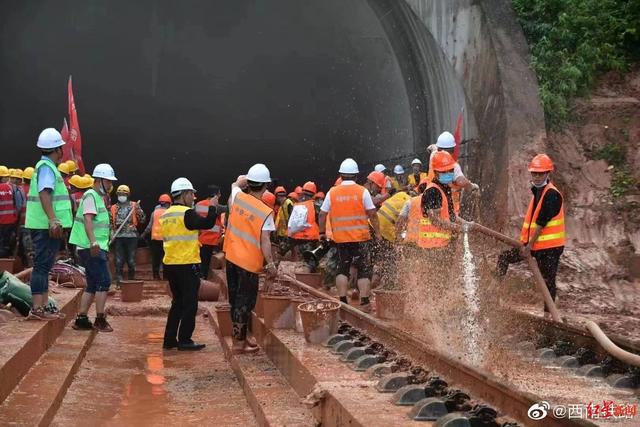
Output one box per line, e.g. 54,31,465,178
462,231,484,366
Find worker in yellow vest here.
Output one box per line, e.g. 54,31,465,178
496,154,565,314
160,177,220,351
318,158,381,312
223,164,276,354
142,194,172,279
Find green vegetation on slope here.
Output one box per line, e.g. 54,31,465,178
512,0,640,128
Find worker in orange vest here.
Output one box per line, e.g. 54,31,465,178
287,181,320,270
496,154,565,314
142,194,172,280
110,184,146,287
224,164,277,354
318,158,381,312
196,186,226,279
395,177,430,244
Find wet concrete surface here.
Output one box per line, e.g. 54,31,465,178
51,316,257,427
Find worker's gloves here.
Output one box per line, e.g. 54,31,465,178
427,144,438,153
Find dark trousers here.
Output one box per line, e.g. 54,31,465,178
30,230,62,295
114,237,137,282
226,261,259,341
0,224,17,258
163,264,200,345
496,246,564,312
199,244,219,279
149,239,164,278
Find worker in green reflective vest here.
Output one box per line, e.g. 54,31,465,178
69,164,118,332
24,128,73,321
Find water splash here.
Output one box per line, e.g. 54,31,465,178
462,232,484,365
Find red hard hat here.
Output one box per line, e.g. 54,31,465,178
367,171,386,189
431,151,456,172
314,191,325,199
158,194,171,203
288,192,299,201
274,186,287,195
302,181,317,194
294,186,303,195
261,190,276,209
528,154,554,172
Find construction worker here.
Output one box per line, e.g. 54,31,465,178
110,184,146,287
407,158,428,191
161,177,220,351
142,194,172,280
196,186,225,279
69,175,90,211
18,167,35,266
274,186,287,216
318,158,381,312
377,187,412,243
496,154,565,313
274,191,297,255
428,132,479,213
70,164,118,332
395,177,430,244
0,166,18,258
261,190,276,210
374,164,395,195
25,128,73,320
224,164,276,354
58,161,72,189
391,165,406,191
288,181,320,270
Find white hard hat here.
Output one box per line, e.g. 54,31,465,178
436,131,456,149
393,165,405,175
338,158,359,174
36,128,65,149
411,158,422,165
170,177,195,194
374,164,386,173
246,163,271,183
91,163,117,181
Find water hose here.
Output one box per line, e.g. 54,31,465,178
585,320,640,368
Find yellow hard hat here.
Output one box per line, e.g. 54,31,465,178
69,175,84,189
66,160,79,172
117,184,130,194
85,176,95,188
0,166,8,177
23,167,35,180
10,168,23,179
58,162,71,175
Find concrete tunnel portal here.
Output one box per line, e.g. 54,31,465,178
0,0,543,226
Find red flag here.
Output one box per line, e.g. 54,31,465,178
452,108,464,161
60,117,73,162
68,76,85,174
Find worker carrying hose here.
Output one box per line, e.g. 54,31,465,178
287,181,320,271
223,164,276,354
70,163,118,332
318,158,381,313
495,154,565,314
161,177,220,351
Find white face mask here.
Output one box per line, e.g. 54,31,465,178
117,195,128,203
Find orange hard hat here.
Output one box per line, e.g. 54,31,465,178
294,186,303,195
367,171,386,189
288,192,299,201
302,181,317,194
158,194,171,203
274,186,287,195
261,190,276,209
314,191,325,199
431,151,456,172
528,154,554,172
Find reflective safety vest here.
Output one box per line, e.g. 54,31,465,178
69,189,111,251
196,200,223,246
328,184,370,243
290,199,320,241
407,172,428,188
25,158,73,229
0,183,17,225
520,183,565,250
160,205,200,265
275,198,294,237
150,206,167,241
111,202,139,228
415,183,452,248
404,196,423,244
390,177,403,192
378,191,410,242
223,191,273,273
19,183,29,225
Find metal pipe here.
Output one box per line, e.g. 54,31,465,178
585,321,640,367
472,223,564,323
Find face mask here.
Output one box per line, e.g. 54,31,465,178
438,172,455,184
118,195,128,203
531,180,548,189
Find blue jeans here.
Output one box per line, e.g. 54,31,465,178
30,229,61,295
78,249,112,293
